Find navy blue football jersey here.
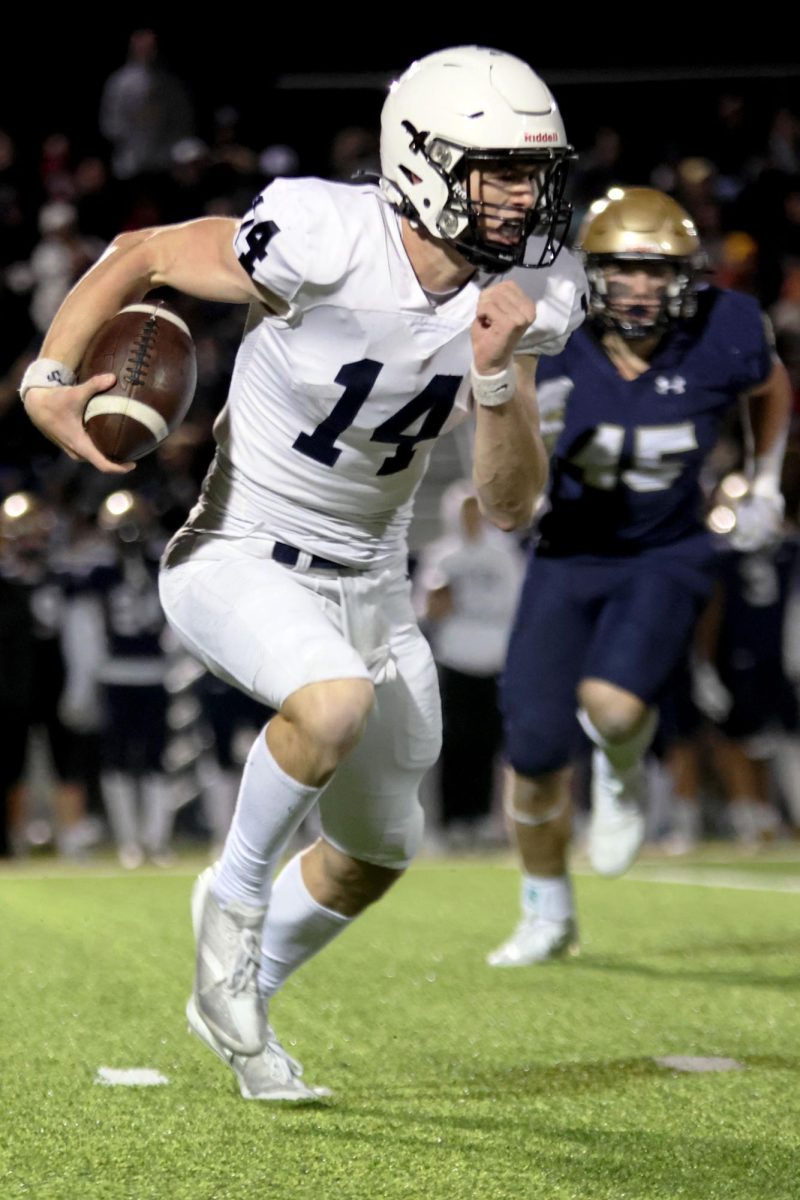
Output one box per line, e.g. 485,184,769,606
89,554,164,660
536,287,772,555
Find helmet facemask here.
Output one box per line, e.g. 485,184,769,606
585,253,698,341
390,124,572,272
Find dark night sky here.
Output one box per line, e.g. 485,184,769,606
4,23,798,175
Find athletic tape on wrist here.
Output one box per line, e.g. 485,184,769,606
470,363,515,408
19,359,76,404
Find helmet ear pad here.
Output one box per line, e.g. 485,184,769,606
390,128,467,239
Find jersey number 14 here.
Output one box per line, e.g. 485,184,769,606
293,359,460,476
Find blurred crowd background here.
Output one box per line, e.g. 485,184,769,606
2,31,800,864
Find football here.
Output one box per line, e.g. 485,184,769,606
80,302,197,462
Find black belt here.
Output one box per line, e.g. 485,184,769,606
271,541,343,571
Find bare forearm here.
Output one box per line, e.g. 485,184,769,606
473,367,548,531
41,235,153,368
468,282,549,531
745,360,792,491
41,218,252,369
24,217,259,475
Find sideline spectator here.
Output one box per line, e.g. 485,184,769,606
417,481,525,848
99,29,194,181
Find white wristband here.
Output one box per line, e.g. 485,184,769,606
19,358,76,405
470,363,515,408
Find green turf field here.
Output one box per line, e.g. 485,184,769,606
1,851,799,1199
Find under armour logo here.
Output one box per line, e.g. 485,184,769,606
654,375,687,395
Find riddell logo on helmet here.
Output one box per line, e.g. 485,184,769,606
524,131,559,143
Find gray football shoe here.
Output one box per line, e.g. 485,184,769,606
187,995,331,1102
190,865,268,1055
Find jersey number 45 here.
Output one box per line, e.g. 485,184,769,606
570,421,698,492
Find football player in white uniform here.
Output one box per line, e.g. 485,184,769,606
21,46,587,1100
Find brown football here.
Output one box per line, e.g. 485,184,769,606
80,302,197,462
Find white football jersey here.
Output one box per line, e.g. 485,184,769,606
417,529,526,674
184,178,587,567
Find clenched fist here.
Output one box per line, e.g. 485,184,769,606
471,281,536,375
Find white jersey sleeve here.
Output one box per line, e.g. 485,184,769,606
233,178,352,310
507,243,589,358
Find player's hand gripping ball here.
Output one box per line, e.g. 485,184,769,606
80,303,197,462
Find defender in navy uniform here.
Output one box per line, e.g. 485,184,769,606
490,188,792,966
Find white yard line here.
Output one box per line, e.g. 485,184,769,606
0,865,200,882
574,865,800,894
1,859,799,893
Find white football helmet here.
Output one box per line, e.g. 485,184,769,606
380,46,573,272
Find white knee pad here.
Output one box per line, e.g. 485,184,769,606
315,603,438,870
320,792,426,870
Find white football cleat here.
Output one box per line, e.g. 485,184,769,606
187,995,331,1102
487,916,579,966
190,865,268,1055
587,750,647,877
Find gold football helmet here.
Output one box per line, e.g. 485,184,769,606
579,187,703,338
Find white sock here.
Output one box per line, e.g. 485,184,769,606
213,726,324,909
200,762,240,848
102,772,140,849
258,851,351,997
729,798,758,842
672,798,701,841
521,873,574,922
577,706,658,772
141,774,174,856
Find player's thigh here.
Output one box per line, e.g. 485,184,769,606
586,569,708,704
501,555,597,776
318,619,440,869
159,542,369,710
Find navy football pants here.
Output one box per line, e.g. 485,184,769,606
502,550,715,777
